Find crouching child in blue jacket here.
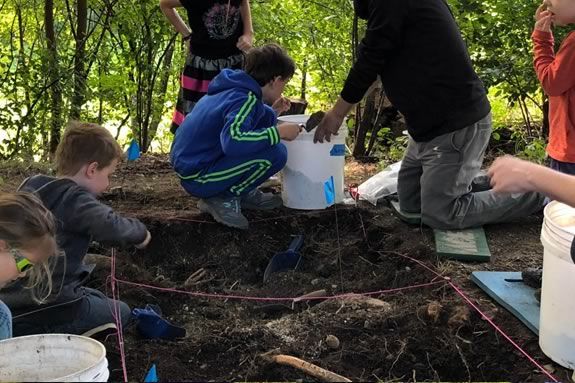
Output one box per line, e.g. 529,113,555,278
171,44,302,229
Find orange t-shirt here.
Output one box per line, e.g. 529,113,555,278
533,30,575,163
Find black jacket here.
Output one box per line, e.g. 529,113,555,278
0,175,147,314
342,0,491,142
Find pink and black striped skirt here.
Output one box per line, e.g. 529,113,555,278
170,52,244,133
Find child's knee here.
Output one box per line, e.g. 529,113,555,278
118,300,131,326
269,143,287,170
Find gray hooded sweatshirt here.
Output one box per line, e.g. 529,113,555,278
0,175,147,316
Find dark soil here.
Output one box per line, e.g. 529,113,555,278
0,155,569,382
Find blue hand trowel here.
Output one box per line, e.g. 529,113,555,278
263,235,304,283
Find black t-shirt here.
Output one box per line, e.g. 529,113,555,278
181,0,244,59
341,0,491,142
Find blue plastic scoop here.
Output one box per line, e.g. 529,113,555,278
263,235,304,283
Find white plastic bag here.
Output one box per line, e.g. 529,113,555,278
358,161,402,206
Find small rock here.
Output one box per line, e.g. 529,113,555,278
311,278,321,286
325,335,340,349
448,305,471,327
426,301,443,323
200,364,208,370
542,364,556,374
364,297,392,310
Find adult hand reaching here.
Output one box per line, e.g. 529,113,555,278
313,109,344,143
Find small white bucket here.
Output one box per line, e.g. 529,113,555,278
0,334,109,382
277,114,348,210
539,201,575,369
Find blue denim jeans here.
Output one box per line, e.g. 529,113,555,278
0,300,12,340
549,158,575,176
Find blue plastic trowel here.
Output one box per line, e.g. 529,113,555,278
263,235,304,283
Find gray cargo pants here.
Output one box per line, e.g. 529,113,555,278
397,113,545,229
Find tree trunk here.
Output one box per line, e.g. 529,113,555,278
69,0,88,120
146,41,175,152
13,4,33,157
300,58,308,100
352,87,377,159
46,0,63,156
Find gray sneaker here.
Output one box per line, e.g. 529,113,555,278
241,189,283,210
198,196,249,230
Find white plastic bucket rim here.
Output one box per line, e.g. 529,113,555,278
542,201,575,258
277,114,349,141
539,200,575,369
0,334,108,382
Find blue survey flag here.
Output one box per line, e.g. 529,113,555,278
126,139,141,162
144,364,158,382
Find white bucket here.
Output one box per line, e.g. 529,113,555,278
277,114,348,210
0,334,109,382
539,201,575,369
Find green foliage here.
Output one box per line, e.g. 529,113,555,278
0,0,571,160
251,0,354,108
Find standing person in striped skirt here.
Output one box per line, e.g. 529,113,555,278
160,0,254,133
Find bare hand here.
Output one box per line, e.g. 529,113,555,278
313,109,344,143
272,97,291,115
135,230,152,249
278,123,302,142
487,156,536,194
535,3,554,32
236,34,253,52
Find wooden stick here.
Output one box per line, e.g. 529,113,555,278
266,354,352,382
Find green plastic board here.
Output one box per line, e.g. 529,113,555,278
434,227,491,262
390,200,422,225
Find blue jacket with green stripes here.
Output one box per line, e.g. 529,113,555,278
171,69,281,178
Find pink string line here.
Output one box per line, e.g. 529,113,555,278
114,278,445,302
109,248,559,381
110,249,129,383
394,252,559,382
449,281,558,382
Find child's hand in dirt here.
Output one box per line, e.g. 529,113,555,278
278,123,302,141
534,2,554,32
488,155,537,194
236,34,253,52
135,230,152,249
272,97,291,115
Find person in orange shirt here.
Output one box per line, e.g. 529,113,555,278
533,0,575,174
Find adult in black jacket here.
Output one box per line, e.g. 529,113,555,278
314,0,544,229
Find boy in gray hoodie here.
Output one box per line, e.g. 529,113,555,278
0,122,151,337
